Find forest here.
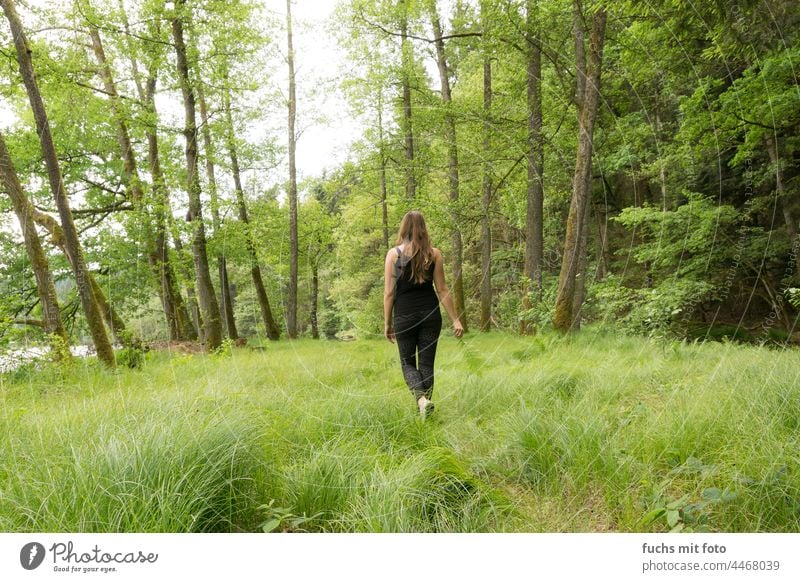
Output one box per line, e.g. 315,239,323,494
1,0,799,534
0,0,797,356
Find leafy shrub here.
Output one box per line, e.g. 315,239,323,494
590,275,716,337
517,275,559,333
116,347,145,369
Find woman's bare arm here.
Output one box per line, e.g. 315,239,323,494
383,248,396,342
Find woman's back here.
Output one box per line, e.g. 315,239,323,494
393,246,439,316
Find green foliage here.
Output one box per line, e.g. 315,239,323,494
258,500,322,533
640,475,738,533
615,192,739,275
786,288,800,310
517,275,558,333
212,337,236,358
2,0,797,350
603,193,750,336
593,276,717,337
115,346,144,369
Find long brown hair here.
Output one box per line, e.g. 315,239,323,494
395,210,435,284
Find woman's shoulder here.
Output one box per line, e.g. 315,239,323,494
385,246,399,263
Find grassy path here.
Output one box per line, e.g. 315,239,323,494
1,330,799,532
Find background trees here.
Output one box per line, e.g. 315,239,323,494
1,0,797,353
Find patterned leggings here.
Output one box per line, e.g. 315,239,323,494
393,310,442,400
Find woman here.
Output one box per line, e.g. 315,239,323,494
384,211,464,418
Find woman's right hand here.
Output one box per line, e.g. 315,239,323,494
385,324,395,343
453,320,464,338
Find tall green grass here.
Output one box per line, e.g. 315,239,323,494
1,330,798,532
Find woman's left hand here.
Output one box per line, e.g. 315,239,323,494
385,324,395,343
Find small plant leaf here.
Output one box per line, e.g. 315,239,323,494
641,507,666,525
666,509,680,527
260,518,282,533
666,494,690,510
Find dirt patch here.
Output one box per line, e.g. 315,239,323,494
148,340,206,354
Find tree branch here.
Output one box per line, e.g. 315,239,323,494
72,201,134,216
13,318,44,327
74,80,135,100
78,176,125,197
731,111,798,133
354,10,481,44
490,154,527,202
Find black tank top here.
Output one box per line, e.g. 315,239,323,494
393,247,440,316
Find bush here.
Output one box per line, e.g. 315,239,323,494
590,275,717,338
116,347,145,369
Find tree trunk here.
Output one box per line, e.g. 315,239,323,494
171,0,222,350
399,0,416,200
171,228,203,341
480,45,492,332
197,83,238,340
286,0,299,338
217,255,237,339
2,0,115,366
573,2,586,109
377,89,390,250
310,265,319,339
571,199,591,330
521,0,544,335
0,129,70,358
553,5,606,333
224,82,281,340
89,276,127,343
88,28,141,202
428,0,467,330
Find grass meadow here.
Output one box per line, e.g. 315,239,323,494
1,330,799,533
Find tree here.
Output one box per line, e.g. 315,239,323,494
117,0,196,341
399,0,416,200
0,129,70,357
170,0,222,350
300,193,335,339
286,0,299,338
223,78,281,341
85,10,189,343
553,2,606,333
521,0,544,334
1,0,115,366
197,83,238,341
427,0,469,332
479,0,493,331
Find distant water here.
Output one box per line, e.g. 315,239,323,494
0,345,95,374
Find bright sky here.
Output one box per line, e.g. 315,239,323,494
262,0,363,181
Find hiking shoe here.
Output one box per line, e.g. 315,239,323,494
417,396,435,419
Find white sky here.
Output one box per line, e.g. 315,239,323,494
263,0,364,181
